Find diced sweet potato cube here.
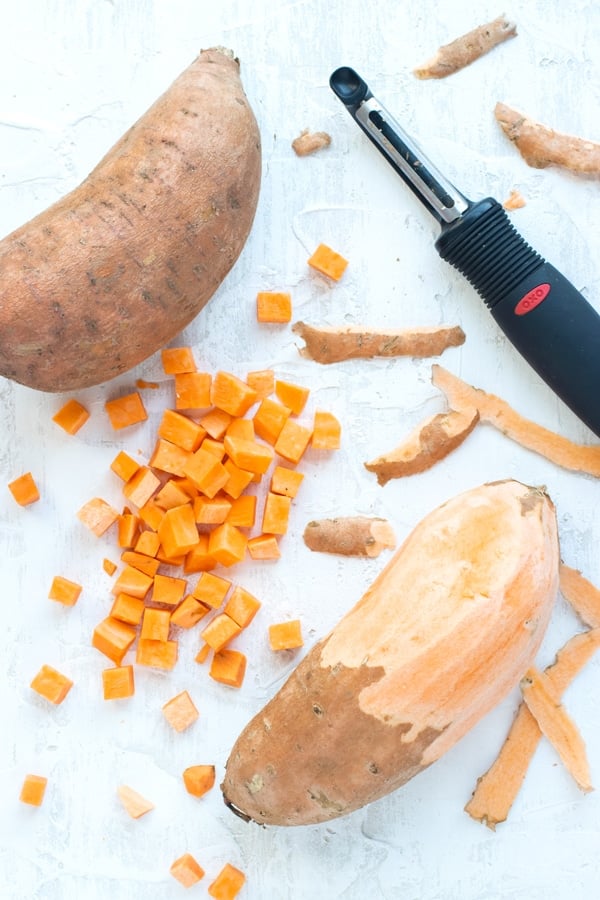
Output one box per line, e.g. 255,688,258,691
208,523,248,568
207,862,246,899
158,408,206,452
225,417,255,440
120,549,161,578
162,690,199,732
140,607,171,642
275,379,309,415
225,495,257,529
223,585,261,628
209,649,247,688
246,368,275,400
105,391,147,429
269,619,303,650
307,242,348,281
30,664,73,704
118,512,141,548
52,398,90,434
136,638,178,670
199,407,233,439
122,466,161,508
151,573,187,607
201,613,242,652
274,418,312,464
223,435,274,475
174,372,212,409
135,530,161,557
222,459,254,500
8,471,40,506
111,564,154,599
253,397,292,445
170,853,205,888
194,495,232,525
210,371,257,417
93,617,137,664
247,534,281,560
149,438,192,476
161,346,197,375
256,290,292,323
262,491,292,535
158,503,199,558
110,592,145,625
312,409,341,449
48,575,82,606
117,784,154,818
170,595,211,629
20,774,48,806
110,450,141,482
270,465,304,498
77,497,119,536
192,572,232,608
183,447,229,498
182,764,216,798
184,534,217,574
102,665,135,700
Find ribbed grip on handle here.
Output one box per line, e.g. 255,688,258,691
435,198,543,308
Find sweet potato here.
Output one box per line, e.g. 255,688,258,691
221,480,559,826
0,47,261,391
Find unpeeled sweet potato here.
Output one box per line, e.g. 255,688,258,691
221,480,559,826
0,47,261,391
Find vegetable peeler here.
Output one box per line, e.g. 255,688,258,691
330,66,600,439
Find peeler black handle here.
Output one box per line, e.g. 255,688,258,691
436,198,600,435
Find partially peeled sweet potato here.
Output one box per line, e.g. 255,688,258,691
222,480,559,826
0,47,261,391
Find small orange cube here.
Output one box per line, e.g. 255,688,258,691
269,619,304,651
140,607,171,642
8,472,40,506
162,690,199,732
102,665,135,700
20,774,48,806
48,575,82,607
182,765,216,798
30,664,73,705
209,649,247,688
105,391,148,429
170,852,205,888
161,346,197,375
307,242,348,281
208,862,246,899
52,398,90,434
256,290,292,323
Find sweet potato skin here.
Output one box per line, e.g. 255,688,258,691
0,48,261,391
222,480,559,826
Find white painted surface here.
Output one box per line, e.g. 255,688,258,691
1,2,600,897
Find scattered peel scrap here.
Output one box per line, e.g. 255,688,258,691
365,407,479,485
414,14,516,79
503,189,526,210
432,365,600,477
465,628,600,829
292,128,331,156
559,564,600,629
293,321,465,363
520,665,593,793
495,102,600,175
303,515,396,557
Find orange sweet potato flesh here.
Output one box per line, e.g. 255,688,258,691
0,47,261,391
222,480,559,826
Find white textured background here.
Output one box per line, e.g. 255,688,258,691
1,2,600,898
